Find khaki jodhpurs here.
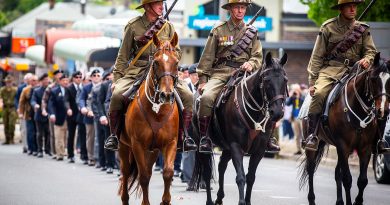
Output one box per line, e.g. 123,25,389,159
110,71,193,112
198,76,230,117
308,65,348,114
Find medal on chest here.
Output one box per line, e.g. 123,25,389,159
219,36,234,46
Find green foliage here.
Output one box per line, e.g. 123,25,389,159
17,0,47,13
0,12,9,27
300,0,390,26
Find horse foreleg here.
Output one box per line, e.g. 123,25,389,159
215,150,232,205
337,148,353,205
161,142,176,205
354,148,371,205
230,143,246,205
245,152,264,205
119,144,131,205
335,160,344,205
132,143,151,205
305,150,317,205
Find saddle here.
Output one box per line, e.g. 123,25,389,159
216,70,244,108
322,74,350,124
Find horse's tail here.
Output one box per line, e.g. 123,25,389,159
187,151,215,191
127,150,141,197
298,140,328,190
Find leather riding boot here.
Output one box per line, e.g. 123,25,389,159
177,110,198,152
104,111,120,151
266,136,280,153
199,116,213,153
378,139,390,154
305,113,321,151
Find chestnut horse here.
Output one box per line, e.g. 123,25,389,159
119,33,180,205
300,53,390,205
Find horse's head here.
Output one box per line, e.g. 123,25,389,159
258,52,288,122
151,32,179,104
367,53,390,120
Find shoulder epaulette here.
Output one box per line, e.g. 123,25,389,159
213,21,227,29
127,16,142,26
322,17,337,27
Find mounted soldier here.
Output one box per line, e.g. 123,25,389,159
104,0,197,152
196,0,280,153
304,0,390,153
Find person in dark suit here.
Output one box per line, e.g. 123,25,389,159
31,73,50,158
65,71,87,163
92,68,115,174
48,74,70,161
78,69,101,166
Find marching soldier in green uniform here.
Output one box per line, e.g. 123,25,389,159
196,0,280,153
305,0,383,151
0,76,17,145
104,0,197,152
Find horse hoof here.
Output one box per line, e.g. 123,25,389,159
214,200,223,205
353,202,362,205
336,201,344,205
206,201,215,205
160,202,170,205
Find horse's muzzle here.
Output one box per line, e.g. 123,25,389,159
159,92,175,104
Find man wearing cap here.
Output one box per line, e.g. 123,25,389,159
48,75,70,161
188,63,199,94
41,69,64,156
78,68,101,166
196,0,282,153
0,76,17,145
105,0,197,152
65,71,87,163
305,0,379,151
31,73,51,157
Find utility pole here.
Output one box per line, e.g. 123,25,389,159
219,0,228,21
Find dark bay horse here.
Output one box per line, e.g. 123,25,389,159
119,33,180,205
300,53,390,205
189,52,288,205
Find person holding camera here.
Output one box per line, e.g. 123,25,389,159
286,84,304,155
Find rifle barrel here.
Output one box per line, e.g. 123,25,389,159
163,0,179,19
358,0,377,21
248,6,264,25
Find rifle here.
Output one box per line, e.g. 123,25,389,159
136,0,179,45
358,0,376,21
248,6,264,26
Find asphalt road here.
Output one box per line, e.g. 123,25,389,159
0,144,389,205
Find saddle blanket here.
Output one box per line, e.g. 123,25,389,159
298,94,312,120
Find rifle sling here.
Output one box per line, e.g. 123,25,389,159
130,22,168,66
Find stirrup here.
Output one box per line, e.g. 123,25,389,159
104,135,119,151
183,137,198,152
377,139,390,154
199,136,213,153
305,134,319,152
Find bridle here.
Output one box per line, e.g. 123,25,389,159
344,62,390,128
143,45,178,113
234,63,288,132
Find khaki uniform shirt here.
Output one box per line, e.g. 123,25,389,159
0,86,17,108
307,15,377,86
113,14,181,83
197,19,263,84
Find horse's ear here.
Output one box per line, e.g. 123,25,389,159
373,52,380,66
153,33,161,47
170,32,178,47
265,52,272,65
280,52,288,66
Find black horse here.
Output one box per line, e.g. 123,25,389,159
189,52,288,205
300,53,390,205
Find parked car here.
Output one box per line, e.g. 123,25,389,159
373,119,390,184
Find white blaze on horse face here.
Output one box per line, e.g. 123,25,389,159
379,72,390,118
163,53,169,62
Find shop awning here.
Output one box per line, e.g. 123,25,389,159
25,45,46,67
53,37,120,63
0,57,33,71
45,29,102,64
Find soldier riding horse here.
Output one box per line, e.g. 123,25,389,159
189,52,288,205
118,33,181,205
300,53,390,205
